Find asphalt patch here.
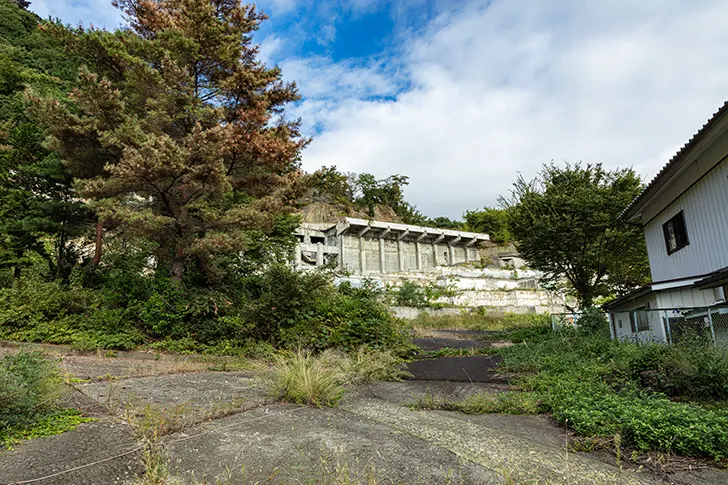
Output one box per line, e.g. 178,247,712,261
406,355,507,383
412,337,483,351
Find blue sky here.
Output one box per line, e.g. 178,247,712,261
28,0,728,218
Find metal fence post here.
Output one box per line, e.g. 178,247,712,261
663,310,672,345
708,308,717,347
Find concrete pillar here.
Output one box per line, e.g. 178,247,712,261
339,235,345,271
432,243,438,266
316,242,324,267
416,242,422,271
358,236,366,275
294,242,302,269
379,238,386,274
448,245,456,266
397,240,404,272
464,246,469,263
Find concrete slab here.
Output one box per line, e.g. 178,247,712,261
164,404,501,484
342,397,661,485
0,418,141,485
77,372,267,412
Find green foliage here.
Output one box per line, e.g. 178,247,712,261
387,280,456,308
463,207,512,243
0,1,91,284
1,408,94,449
0,350,63,421
500,331,728,460
267,351,347,407
501,163,649,308
0,350,88,449
411,310,549,332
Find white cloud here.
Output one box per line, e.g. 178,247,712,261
30,0,124,29
292,0,728,218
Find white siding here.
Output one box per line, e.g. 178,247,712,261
656,287,720,308
643,155,728,281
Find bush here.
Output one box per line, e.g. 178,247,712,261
0,351,63,427
500,330,728,461
0,263,413,356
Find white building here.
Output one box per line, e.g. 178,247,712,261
605,101,728,342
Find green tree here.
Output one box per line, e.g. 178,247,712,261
501,163,649,308
463,207,511,242
33,0,307,283
427,216,463,230
0,0,92,284
351,172,427,224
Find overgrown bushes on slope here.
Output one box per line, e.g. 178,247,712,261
0,265,413,356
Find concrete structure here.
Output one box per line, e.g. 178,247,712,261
294,218,490,275
605,101,728,341
294,218,565,314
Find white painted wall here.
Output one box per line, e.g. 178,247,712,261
642,149,728,282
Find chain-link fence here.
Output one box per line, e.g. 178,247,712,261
553,306,728,346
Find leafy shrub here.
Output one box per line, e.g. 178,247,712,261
390,280,429,307
500,330,728,460
575,307,610,337
0,264,413,356
0,351,64,428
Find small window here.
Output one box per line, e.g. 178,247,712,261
662,211,689,255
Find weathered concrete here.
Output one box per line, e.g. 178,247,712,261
78,372,266,415
0,418,141,485
341,397,660,485
164,404,501,484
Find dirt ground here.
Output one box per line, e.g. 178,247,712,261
1,340,727,485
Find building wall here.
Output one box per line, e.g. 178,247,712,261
642,148,728,282
608,292,665,342
656,286,722,308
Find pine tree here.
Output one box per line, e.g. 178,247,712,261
0,0,92,284
34,0,307,282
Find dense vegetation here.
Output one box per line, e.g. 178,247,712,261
0,0,413,356
0,350,92,447
502,163,650,307
499,325,728,461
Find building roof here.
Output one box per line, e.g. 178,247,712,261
336,217,490,242
601,285,654,310
621,100,728,221
694,266,728,290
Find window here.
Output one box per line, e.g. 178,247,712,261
662,211,689,255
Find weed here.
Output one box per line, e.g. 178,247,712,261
409,389,542,415
500,330,728,461
1,408,94,449
266,351,347,407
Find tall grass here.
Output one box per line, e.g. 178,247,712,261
411,311,549,332
266,349,410,407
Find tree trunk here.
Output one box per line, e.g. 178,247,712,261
12,266,21,287
92,219,103,266
170,241,185,283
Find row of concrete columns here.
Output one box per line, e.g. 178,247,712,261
348,235,477,275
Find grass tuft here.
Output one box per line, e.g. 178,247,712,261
267,351,347,407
